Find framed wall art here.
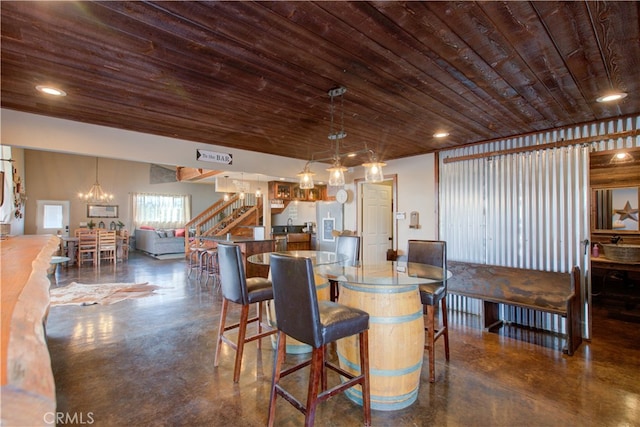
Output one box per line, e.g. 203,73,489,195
87,204,118,218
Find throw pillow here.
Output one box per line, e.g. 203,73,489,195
175,228,185,237
140,225,155,230
166,229,175,237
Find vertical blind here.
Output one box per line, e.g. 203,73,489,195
439,115,640,339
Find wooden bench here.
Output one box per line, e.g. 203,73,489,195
446,261,583,355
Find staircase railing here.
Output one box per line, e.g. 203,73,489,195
184,194,262,253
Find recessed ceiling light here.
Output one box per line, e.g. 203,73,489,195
433,132,449,138
596,92,627,103
36,85,67,96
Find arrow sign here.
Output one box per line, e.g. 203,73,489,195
196,149,233,165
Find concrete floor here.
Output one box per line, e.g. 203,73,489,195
46,252,640,426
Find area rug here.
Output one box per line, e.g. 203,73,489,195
50,282,160,306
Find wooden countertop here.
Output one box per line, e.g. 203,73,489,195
591,255,640,272
1,234,59,425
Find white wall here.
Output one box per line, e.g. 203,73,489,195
2,109,307,179
272,201,317,226
343,153,438,258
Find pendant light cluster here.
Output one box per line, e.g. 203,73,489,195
298,86,386,189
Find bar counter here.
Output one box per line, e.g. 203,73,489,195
1,234,59,426
199,236,275,278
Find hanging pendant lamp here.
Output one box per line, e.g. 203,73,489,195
78,157,114,203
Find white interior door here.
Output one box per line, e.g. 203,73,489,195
361,183,392,263
36,200,70,236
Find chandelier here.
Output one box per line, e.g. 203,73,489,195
298,86,386,189
78,157,114,203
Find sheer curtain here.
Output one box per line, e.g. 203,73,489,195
130,192,191,230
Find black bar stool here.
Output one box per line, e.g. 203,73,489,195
408,239,450,383
268,253,371,427
330,235,361,301
214,242,276,383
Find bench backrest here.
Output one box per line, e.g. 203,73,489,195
446,260,580,314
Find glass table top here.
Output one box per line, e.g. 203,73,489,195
314,261,450,287
247,250,348,266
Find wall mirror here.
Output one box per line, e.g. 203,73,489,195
87,204,119,218
592,187,639,232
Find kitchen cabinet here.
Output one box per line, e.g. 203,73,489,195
270,181,326,201
272,182,291,199
286,233,311,250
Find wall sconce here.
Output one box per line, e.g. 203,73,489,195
610,151,634,164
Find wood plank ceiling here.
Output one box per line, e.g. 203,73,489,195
1,1,639,167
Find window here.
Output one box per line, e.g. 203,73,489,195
131,193,191,229
43,204,63,229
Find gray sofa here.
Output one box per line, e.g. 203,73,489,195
135,228,185,256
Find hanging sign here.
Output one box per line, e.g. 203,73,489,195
196,149,233,165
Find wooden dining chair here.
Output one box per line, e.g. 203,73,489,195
77,231,98,267
407,239,449,382
98,230,117,265
120,229,130,260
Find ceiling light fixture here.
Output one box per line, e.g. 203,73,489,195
596,92,628,103
298,86,386,189
326,87,348,187
35,85,67,97
78,157,113,203
255,174,262,198
238,172,245,201
434,131,450,138
223,175,230,201
610,151,633,164
362,153,387,183
297,163,315,189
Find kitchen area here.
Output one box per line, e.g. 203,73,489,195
269,181,344,253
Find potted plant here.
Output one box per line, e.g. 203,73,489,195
87,220,96,230
116,220,126,236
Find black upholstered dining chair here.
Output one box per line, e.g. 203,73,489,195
407,239,449,383
331,235,361,301
214,242,276,383
268,253,371,427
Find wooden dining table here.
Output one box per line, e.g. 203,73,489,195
314,260,449,412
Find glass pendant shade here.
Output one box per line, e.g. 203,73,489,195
298,165,315,189
363,160,386,182
255,187,262,197
239,191,245,200
223,193,230,201
327,162,347,187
